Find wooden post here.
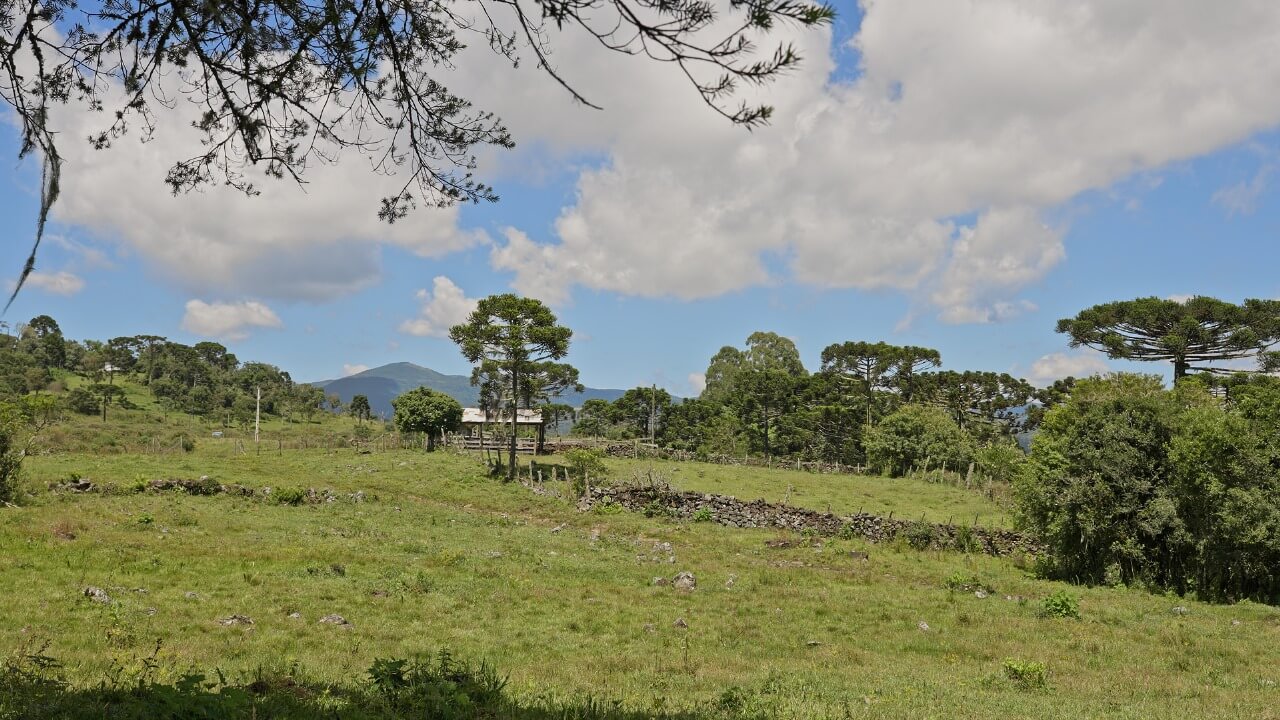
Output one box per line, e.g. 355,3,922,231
254,386,261,447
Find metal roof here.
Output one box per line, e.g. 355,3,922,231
461,408,543,424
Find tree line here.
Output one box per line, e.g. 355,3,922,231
0,314,332,426
572,332,1042,475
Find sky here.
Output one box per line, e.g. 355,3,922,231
3,0,1280,394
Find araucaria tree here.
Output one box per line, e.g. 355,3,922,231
450,295,581,481
391,387,462,451
0,0,834,301
1057,296,1280,378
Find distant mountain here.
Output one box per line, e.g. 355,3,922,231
311,362,628,418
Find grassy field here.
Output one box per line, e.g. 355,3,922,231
597,456,1012,528
2,435,1278,718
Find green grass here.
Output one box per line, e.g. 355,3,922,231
2,443,1278,718
594,456,1012,528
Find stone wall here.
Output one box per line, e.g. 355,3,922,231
579,483,1040,557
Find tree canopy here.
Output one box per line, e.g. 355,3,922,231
449,294,581,480
1056,296,1280,378
391,387,462,451
0,0,834,303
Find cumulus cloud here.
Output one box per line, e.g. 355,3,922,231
399,276,478,337
931,208,1063,324
26,0,1280,317
342,364,370,377
181,300,283,341
21,271,85,296
477,1,1280,319
1027,351,1111,387
44,67,486,301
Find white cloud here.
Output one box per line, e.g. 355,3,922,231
22,271,85,296
342,364,370,377
687,372,707,395
398,276,478,337
1166,294,1195,304
476,1,1280,320
1027,351,1111,387
931,208,1063,324
180,300,283,341
20,1,1280,316
1213,163,1273,216
43,68,486,301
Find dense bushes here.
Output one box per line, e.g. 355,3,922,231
1016,374,1280,603
865,405,974,477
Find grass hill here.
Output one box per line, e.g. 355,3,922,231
4,442,1277,719
311,362,628,417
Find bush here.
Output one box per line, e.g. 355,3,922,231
865,405,974,477
691,507,714,523
974,443,1025,485
64,388,99,415
897,521,937,550
1016,374,1280,603
944,571,993,594
1038,590,1080,619
565,445,609,484
1002,659,1048,690
273,487,308,506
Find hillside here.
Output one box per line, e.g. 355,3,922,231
6,446,1276,719
311,362,628,417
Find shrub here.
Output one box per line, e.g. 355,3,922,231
897,521,936,550
974,442,1025,485
691,507,714,523
65,388,99,415
944,571,993,594
273,487,308,506
865,405,974,477
1016,374,1280,603
1002,659,1048,690
1039,590,1080,619
564,448,608,479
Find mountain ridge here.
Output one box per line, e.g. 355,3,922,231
311,362,628,418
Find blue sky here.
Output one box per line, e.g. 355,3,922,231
3,1,1279,393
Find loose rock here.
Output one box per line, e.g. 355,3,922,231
652,577,669,586
917,621,930,632
725,574,738,589
319,614,351,627
672,617,688,629
1171,606,1189,616
974,590,988,599
183,591,201,600
83,586,112,604
219,614,254,626
672,571,696,592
